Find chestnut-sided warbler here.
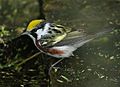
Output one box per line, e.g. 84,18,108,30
22,19,112,58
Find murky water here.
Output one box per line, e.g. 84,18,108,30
0,0,120,87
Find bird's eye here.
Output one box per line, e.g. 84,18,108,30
38,22,46,28
32,22,46,31
31,28,38,32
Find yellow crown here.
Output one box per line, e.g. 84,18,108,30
27,19,45,31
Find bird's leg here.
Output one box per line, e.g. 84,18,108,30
48,58,64,75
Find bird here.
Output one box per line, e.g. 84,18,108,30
22,19,112,58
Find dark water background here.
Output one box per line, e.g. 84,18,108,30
0,0,120,87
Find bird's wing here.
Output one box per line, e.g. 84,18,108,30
45,28,113,58
54,28,112,48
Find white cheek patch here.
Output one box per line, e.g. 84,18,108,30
36,29,43,40
36,23,50,40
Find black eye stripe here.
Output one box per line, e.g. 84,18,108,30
31,28,38,32
30,32,37,39
37,22,46,29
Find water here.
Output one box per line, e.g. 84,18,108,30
0,0,120,87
